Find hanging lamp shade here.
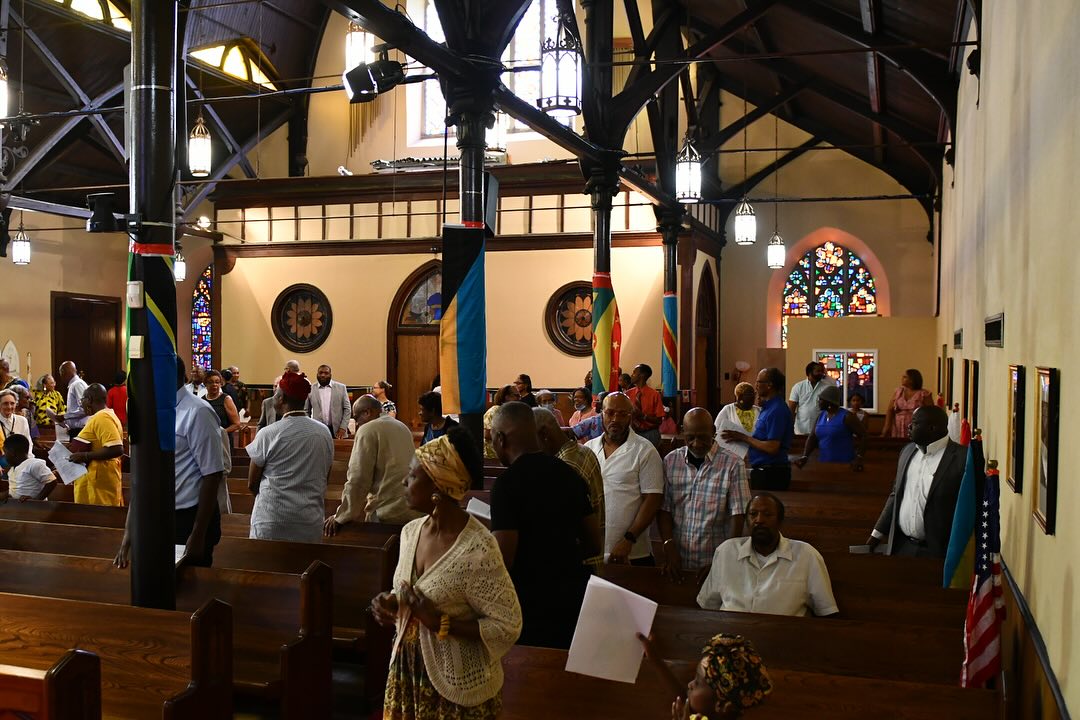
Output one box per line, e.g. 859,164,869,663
0,60,8,123
11,226,30,265
537,12,582,118
767,231,786,269
173,249,187,282
487,111,508,153
733,199,757,245
344,21,374,73
675,135,702,204
188,114,212,178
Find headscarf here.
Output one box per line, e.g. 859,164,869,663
700,633,772,715
278,371,310,402
733,382,755,399
414,435,469,500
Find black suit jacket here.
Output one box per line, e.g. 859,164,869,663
873,440,966,557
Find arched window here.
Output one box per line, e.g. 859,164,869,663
191,265,213,369
399,265,442,327
781,241,877,348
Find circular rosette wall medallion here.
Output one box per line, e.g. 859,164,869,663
271,284,333,352
545,281,594,357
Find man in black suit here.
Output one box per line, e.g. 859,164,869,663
866,406,965,557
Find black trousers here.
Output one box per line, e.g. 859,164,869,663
750,464,792,491
630,555,656,567
175,504,222,567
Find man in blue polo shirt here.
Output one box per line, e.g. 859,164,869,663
721,367,794,490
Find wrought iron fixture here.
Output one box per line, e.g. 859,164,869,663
188,112,212,177
675,133,702,204
537,11,582,118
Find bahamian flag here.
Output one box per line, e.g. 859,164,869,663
661,292,678,397
438,224,487,414
944,433,984,588
591,272,622,395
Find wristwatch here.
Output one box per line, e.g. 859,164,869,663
624,530,637,544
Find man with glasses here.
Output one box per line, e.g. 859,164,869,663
721,368,794,491
658,407,750,583
585,392,664,565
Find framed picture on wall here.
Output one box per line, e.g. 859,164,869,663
1007,365,1025,493
946,358,955,407
962,359,971,420
1032,367,1059,534
971,360,980,428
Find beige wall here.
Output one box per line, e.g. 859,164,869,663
0,213,129,383
938,2,1079,712
220,245,665,388
785,317,938,413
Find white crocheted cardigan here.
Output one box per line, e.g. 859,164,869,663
391,515,522,707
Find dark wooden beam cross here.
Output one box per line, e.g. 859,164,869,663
859,0,886,165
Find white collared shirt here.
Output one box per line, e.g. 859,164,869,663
315,383,333,426
585,429,665,560
896,435,950,540
184,382,207,399
789,379,828,435
697,534,839,617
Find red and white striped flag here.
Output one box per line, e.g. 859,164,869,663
961,467,1004,687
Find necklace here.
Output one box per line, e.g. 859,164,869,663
282,410,307,418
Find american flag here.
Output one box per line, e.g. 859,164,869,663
961,467,1005,688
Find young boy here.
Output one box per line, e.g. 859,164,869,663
848,392,869,425
2,434,57,501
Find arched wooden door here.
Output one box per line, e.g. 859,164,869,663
387,261,442,431
694,265,718,412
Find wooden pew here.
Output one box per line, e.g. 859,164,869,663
0,650,101,720
0,593,232,718
0,549,331,719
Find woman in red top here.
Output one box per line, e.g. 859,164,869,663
105,372,128,427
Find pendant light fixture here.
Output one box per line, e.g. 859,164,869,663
733,92,757,245
675,134,702,203
537,10,582,118
766,113,785,269
188,111,212,177
486,111,509,153
173,245,187,282
344,20,374,74
0,59,8,123
11,213,29,266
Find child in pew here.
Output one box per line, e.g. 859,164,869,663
638,632,772,719
2,434,58,501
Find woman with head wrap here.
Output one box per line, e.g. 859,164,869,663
371,427,522,719
245,371,334,543
639,632,772,719
715,382,759,438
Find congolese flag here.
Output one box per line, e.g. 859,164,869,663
439,224,487,415
661,292,678,397
591,272,622,395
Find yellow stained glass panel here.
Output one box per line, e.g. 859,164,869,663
69,0,104,20
222,47,249,81
191,46,226,67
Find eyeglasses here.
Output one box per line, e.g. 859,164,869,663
603,410,631,419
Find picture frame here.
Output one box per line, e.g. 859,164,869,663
962,359,970,420
1007,365,1025,493
946,357,954,407
1032,367,1059,534
971,360,980,428
544,281,594,357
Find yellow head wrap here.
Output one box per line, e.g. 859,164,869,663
415,435,470,500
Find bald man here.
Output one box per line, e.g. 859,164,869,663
53,361,90,433
491,401,599,649
658,408,750,582
68,384,124,506
585,392,665,565
324,395,420,535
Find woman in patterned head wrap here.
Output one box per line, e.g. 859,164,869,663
371,427,522,719
640,632,772,719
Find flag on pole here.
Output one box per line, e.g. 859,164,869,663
961,465,1004,688
661,291,678,398
591,272,621,395
438,224,487,415
943,433,983,588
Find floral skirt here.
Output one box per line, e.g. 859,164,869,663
384,619,502,720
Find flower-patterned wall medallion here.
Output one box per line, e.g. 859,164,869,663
544,281,593,357
271,284,333,353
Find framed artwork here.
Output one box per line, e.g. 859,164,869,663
962,359,971,420
946,357,955,407
971,360,980,428
271,283,333,353
1007,365,1025,493
544,281,593,357
1032,367,1059,534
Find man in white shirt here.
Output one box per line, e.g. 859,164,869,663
184,364,208,398
305,364,351,439
788,361,828,436
867,405,966,557
697,493,838,617
3,434,56,500
55,361,90,433
585,392,664,565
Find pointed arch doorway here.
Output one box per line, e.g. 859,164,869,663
694,265,718,411
387,261,443,431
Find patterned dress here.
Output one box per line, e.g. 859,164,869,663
888,387,932,439
32,389,65,427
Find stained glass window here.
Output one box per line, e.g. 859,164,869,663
399,268,442,326
782,241,877,348
191,265,213,370
814,349,878,411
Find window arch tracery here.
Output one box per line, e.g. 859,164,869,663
781,241,877,347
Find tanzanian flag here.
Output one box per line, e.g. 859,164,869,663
662,291,678,397
591,272,621,395
439,224,487,415
944,434,984,588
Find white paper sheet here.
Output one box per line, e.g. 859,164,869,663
565,575,658,684
47,442,87,486
465,497,491,522
175,545,187,565
714,416,750,460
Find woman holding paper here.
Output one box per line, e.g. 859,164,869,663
714,383,759,436
371,428,521,719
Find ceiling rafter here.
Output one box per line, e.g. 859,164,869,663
859,0,886,164
696,80,808,157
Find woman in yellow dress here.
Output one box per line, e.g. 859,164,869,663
32,374,65,428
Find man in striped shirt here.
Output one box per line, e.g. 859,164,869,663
658,407,750,581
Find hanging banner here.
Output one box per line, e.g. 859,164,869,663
439,224,487,415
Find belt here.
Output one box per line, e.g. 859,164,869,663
901,534,928,547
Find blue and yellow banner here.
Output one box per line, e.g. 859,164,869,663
662,291,678,398
591,272,621,395
439,224,487,415
944,435,984,588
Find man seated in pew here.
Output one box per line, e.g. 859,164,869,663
697,493,838,617
324,394,420,536
866,405,965,558
2,434,57,501
490,402,600,648
371,428,521,719
246,371,333,543
66,384,125,507
639,632,773,719
115,359,226,567
659,407,749,584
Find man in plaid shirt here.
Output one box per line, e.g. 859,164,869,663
658,407,750,580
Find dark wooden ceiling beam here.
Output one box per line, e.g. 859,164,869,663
733,0,787,103
643,0,685,195
860,0,885,165
696,81,808,157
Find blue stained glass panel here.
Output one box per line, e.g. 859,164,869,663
191,265,213,369
780,242,878,347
